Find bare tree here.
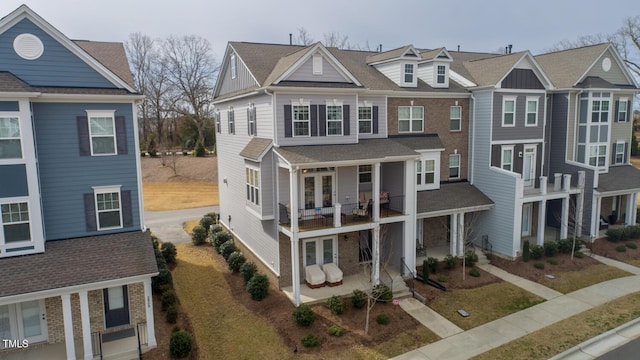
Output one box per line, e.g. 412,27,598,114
323,31,350,49
164,35,218,146
295,27,314,46
126,33,155,144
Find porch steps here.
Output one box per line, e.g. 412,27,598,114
475,247,490,266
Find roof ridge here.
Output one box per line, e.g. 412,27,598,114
536,42,608,57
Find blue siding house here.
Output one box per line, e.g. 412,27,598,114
0,6,157,359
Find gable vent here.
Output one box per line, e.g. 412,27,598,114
13,33,44,60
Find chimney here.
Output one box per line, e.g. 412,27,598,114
379,44,382,52
457,45,460,52
289,33,292,45
508,44,512,54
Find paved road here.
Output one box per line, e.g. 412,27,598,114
144,205,219,244
598,337,640,359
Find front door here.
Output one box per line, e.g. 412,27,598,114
0,300,48,348
104,286,130,328
523,145,536,188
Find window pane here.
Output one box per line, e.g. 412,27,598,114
398,107,410,119
90,117,114,136
21,300,42,338
359,121,371,133
398,120,410,132
450,119,460,131
504,100,514,112
504,113,514,125
322,176,332,207
450,106,461,119
305,241,316,265
323,239,333,264
425,173,434,184
4,223,30,242
99,210,121,228
107,287,125,310
412,119,423,132
0,139,22,158
424,160,434,172
92,137,115,154
412,107,423,119
0,305,10,340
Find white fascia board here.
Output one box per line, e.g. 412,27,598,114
386,91,471,98
212,90,260,105
32,93,145,102
449,69,476,87
265,86,361,95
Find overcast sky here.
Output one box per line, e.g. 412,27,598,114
2,0,638,64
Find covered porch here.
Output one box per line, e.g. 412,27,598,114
591,165,640,237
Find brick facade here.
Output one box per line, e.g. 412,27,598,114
422,216,449,248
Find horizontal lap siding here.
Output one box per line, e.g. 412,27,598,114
492,92,545,141
337,166,358,206
287,56,347,83
32,103,140,240
585,50,631,85
358,96,387,139
0,19,115,88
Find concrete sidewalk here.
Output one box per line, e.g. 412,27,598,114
394,256,640,360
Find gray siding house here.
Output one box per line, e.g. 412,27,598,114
0,6,157,359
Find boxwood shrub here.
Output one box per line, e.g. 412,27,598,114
351,289,367,309
191,225,207,246
220,241,238,261
530,245,544,260
240,261,258,283
169,330,192,358
292,304,315,326
161,242,177,264
301,334,319,347
327,295,346,315
247,274,269,301
227,251,246,272
327,325,345,336
212,232,232,252
376,314,390,325
166,304,178,324
161,289,177,310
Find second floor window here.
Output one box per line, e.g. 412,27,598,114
449,154,460,179
246,167,260,205
450,106,461,131
88,111,116,155
502,98,515,126
588,144,607,167
95,189,122,230
526,98,538,126
617,99,628,122
615,142,625,164
404,63,414,83
228,108,235,134
501,146,514,171
327,105,343,136
398,106,423,133
437,65,446,84
0,117,21,159
293,105,310,136
1,202,30,243
214,110,221,133
358,106,372,134
247,105,256,136
591,99,609,123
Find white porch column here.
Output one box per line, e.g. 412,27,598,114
537,200,546,246
372,225,380,285
626,193,636,226
333,203,342,227
61,293,76,360
372,163,381,222
289,168,301,306
457,212,465,257
591,196,602,238
560,197,569,239
632,193,638,225
143,279,157,347
403,159,416,273
576,192,584,237
450,213,458,256
78,291,93,360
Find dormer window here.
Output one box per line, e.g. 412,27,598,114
436,65,446,84
404,63,414,84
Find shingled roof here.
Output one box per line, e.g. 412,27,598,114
535,43,609,89
461,51,527,87
597,166,640,194
74,40,136,89
417,182,494,215
0,231,158,298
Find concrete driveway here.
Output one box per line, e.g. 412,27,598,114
144,206,219,244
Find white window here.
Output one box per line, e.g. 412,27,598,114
577,92,611,170
327,104,343,136
449,154,460,179
0,300,48,346
358,165,372,184
591,99,610,123
87,110,116,155
230,54,237,79
1,202,30,244
292,104,310,137
94,186,122,230
0,117,22,159
526,97,538,126
416,155,438,191
247,104,256,136
615,141,625,164
246,167,260,205
450,106,461,131
227,107,235,134
617,99,628,122
436,65,446,84
588,145,607,167
358,106,372,134
502,97,515,127
398,106,423,133
313,54,323,75
501,146,514,171
404,63,414,84
303,237,336,267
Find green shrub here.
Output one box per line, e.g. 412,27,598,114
194,141,205,157
557,239,573,254
191,225,207,246
161,242,177,264
166,304,178,324
626,242,638,249
426,257,438,274
161,289,177,310
522,240,530,262
151,233,160,250
209,224,224,241
422,259,430,282
376,314,390,325
301,334,320,347
543,242,558,257
327,295,346,315
530,245,544,260
534,262,545,269
220,241,238,261
351,289,367,309
292,304,315,326
240,261,258,283
169,330,192,358
152,269,173,293
227,251,246,272
547,257,559,265
373,284,393,302
155,246,167,270
212,232,232,252
573,251,585,258
443,254,457,269
464,250,478,267
327,325,345,336
616,245,627,252
247,274,269,301
469,268,480,277
607,228,623,242
199,215,215,231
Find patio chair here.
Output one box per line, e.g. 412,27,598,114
322,262,343,287
305,264,325,288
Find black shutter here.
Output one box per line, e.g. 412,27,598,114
625,142,629,163
372,106,379,134
77,116,90,156
343,104,350,136
84,193,97,231
247,108,251,135
253,107,257,136
615,101,620,121
310,105,318,136
115,116,127,155
319,105,326,136
284,105,292,137
121,190,133,228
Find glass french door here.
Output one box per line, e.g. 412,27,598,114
523,145,536,187
303,237,337,267
302,174,334,209
0,300,48,348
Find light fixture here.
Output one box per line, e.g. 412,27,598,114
223,177,228,184
455,100,459,106
344,235,348,241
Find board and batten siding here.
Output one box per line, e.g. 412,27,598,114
585,49,632,86
274,93,357,146
32,102,140,240
216,97,279,275
217,51,259,96
0,18,115,88
472,90,520,257
286,55,348,83
492,92,545,142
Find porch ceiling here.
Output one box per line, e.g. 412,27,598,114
417,181,494,216
597,165,640,194
0,231,157,298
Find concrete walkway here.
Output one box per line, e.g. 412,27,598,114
394,256,640,360
478,264,563,300
399,298,463,338
144,205,218,244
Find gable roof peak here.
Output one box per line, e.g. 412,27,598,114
366,44,421,64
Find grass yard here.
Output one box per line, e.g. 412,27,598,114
143,182,218,211
428,282,545,330
471,292,640,360
538,264,632,294
172,243,291,360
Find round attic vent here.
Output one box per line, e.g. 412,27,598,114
13,33,44,60
602,57,611,72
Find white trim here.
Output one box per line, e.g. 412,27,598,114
449,153,461,180
291,100,311,137
502,96,516,127
525,96,539,127
312,54,323,75
523,144,537,187
325,101,344,136
416,152,440,191
93,185,123,231
86,110,117,156
449,105,462,132
302,235,338,268
614,140,626,165
617,97,629,122
434,64,449,88
398,105,424,133
491,138,544,145
449,69,477,87
400,62,417,87
357,104,373,134
132,101,145,231
500,145,514,171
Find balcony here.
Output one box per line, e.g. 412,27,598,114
520,172,585,200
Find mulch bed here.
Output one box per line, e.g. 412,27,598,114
590,237,640,263
490,251,600,283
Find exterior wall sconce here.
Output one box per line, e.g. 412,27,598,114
343,235,348,241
